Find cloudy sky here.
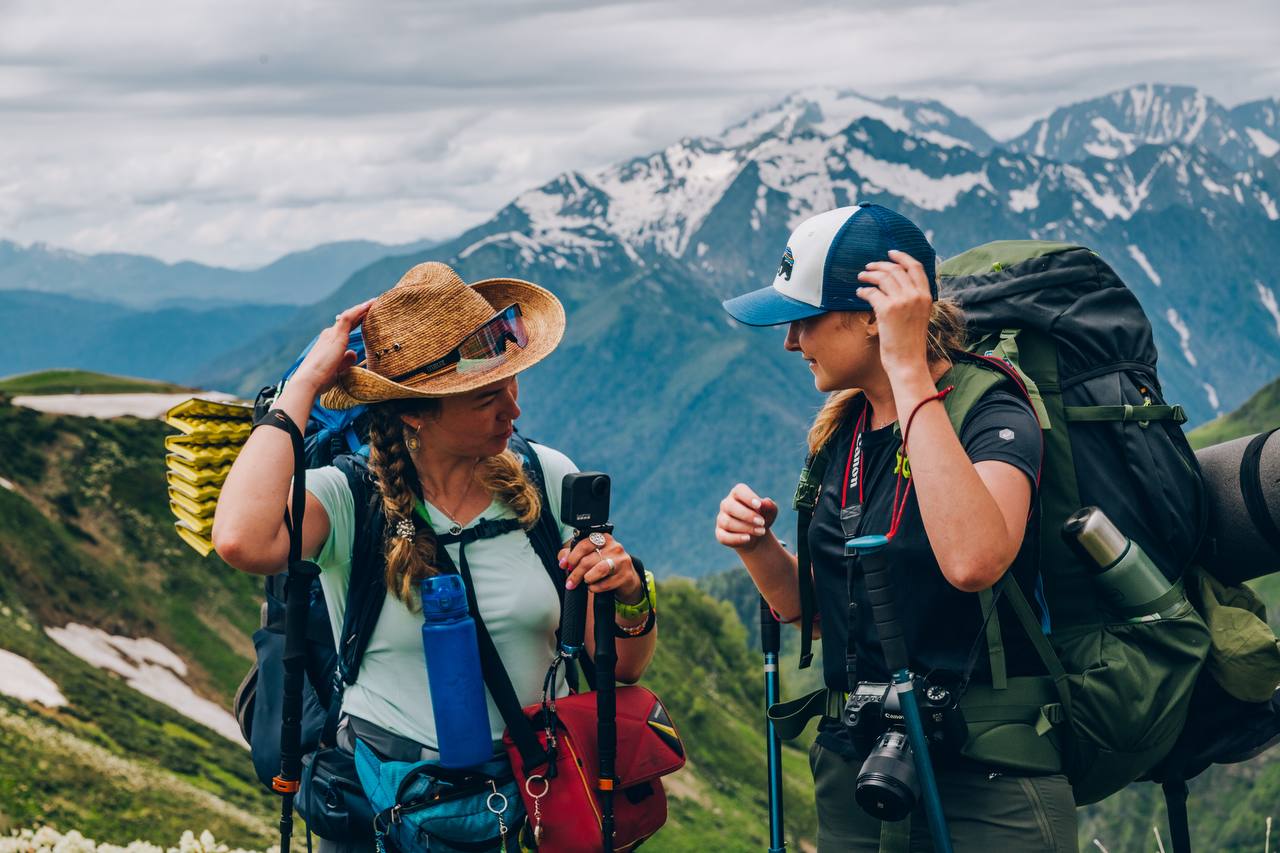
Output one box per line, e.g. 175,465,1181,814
2,0,1277,267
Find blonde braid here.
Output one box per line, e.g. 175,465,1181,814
367,403,440,608
478,449,542,529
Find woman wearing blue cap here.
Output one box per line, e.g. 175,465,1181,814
715,204,1076,851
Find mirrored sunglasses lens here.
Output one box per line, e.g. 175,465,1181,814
455,306,527,374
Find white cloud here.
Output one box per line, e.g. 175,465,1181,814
0,0,1277,266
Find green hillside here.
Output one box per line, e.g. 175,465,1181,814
1189,374,1280,449
0,397,818,849
0,369,192,396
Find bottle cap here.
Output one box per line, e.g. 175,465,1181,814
421,575,469,620
1063,507,1129,570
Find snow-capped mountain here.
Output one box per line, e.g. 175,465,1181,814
195,83,1280,571
1007,83,1279,169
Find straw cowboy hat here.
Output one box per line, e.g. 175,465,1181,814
321,262,565,409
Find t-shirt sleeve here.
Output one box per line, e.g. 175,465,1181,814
304,465,356,571
957,390,1042,494
528,442,580,545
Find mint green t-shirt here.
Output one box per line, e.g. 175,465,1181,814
306,442,578,749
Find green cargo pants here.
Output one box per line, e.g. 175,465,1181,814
810,740,1077,852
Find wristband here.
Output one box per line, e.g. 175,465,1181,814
615,569,656,621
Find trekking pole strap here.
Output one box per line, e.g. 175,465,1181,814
252,408,308,564
1162,779,1192,853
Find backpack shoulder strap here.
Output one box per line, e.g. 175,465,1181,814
507,431,598,688
330,454,388,690
508,431,566,587
792,399,859,669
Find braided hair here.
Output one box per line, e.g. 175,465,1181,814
365,398,542,608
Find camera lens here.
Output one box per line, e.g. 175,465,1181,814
591,477,610,498
855,730,918,821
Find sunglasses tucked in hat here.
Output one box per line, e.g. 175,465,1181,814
322,262,566,409
722,202,938,327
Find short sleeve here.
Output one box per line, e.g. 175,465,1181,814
527,442,580,544
957,390,1042,493
304,465,356,571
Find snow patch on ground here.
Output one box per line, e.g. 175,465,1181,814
1127,245,1162,286
1246,127,1280,158
1258,281,1280,338
1203,383,1221,413
842,148,986,210
1009,180,1041,212
45,624,246,748
1165,308,1198,367
0,648,67,707
11,393,236,420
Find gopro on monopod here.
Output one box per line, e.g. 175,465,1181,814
561,472,611,529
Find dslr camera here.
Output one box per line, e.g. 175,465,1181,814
843,678,966,821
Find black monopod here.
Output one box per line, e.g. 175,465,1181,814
558,472,617,853
848,535,954,853
759,596,786,852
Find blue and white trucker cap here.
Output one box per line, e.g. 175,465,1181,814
722,202,937,327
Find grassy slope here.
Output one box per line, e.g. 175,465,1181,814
1189,375,1280,449
0,398,819,849
0,369,192,396
0,400,272,843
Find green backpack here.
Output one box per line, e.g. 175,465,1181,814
788,241,1212,807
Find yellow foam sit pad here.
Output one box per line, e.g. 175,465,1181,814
165,397,254,425
168,488,218,519
165,416,252,441
165,435,244,465
170,503,214,536
174,521,215,557
166,454,232,486
166,472,222,502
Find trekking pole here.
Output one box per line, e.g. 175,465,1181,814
594,589,618,853
256,408,316,853
759,596,786,852
849,535,954,853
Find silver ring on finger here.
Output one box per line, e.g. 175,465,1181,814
603,557,617,576
588,531,607,548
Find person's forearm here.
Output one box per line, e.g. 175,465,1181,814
614,619,657,683
739,533,803,621
888,367,1017,591
212,377,322,570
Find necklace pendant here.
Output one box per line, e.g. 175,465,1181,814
449,523,462,535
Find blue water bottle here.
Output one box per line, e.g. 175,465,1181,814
420,575,494,768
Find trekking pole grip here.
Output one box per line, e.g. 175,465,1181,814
759,596,780,655
850,535,908,673
560,584,589,655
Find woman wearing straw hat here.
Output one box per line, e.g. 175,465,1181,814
214,262,657,851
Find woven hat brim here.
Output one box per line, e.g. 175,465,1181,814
321,278,566,409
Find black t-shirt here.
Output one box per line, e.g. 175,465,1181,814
808,388,1044,696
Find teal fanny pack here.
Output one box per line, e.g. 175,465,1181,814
354,739,525,853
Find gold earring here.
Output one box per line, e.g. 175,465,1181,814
405,428,421,453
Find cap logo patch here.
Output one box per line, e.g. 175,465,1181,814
778,247,795,281
999,428,1015,441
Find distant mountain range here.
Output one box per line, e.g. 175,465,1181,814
0,237,436,308
4,82,1278,572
